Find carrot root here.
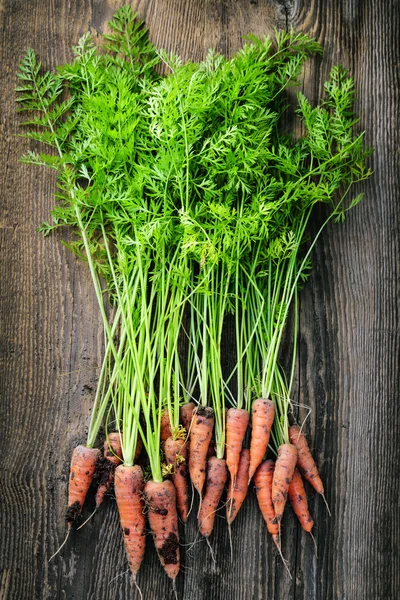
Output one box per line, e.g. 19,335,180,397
161,409,173,445
66,445,101,523
144,479,180,580
226,448,250,525
180,402,195,438
226,408,249,482
254,459,279,537
114,465,146,580
189,406,214,497
198,456,227,538
165,437,189,523
289,425,324,495
95,432,123,509
288,469,314,533
248,399,275,483
272,443,298,524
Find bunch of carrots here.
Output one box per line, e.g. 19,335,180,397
16,5,371,593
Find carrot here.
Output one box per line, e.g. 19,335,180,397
198,457,227,537
189,406,214,496
272,443,298,524
226,448,250,525
180,401,195,436
226,408,249,482
160,408,172,444
95,433,123,509
289,425,324,495
144,479,180,580
95,434,143,509
288,469,314,533
114,465,146,580
207,441,216,459
66,445,101,523
248,399,275,483
254,460,279,542
164,437,189,523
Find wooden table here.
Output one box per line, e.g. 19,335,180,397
1,1,399,598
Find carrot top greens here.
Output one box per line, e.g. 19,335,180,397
16,5,371,474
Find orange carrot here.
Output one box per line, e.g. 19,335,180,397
66,445,101,523
207,441,216,459
160,409,172,444
248,399,275,483
144,480,180,580
226,448,250,525
95,433,123,508
164,437,189,523
272,443,298,524
180,402,195,436
114,465,146,579
226,408,249,482
288,469,314,533
198,457,227,537
289,425,324,494
189,406,214,496
254,460,279,543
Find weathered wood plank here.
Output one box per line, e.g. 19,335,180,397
0,1,399,599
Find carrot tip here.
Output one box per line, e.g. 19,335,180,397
309,531,318,553
48,527,71,562
76,507,97,530
322,493,331,516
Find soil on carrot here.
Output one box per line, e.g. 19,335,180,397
159,532,179,564
196,406,214,419
94,456,115,487
66,500,81,522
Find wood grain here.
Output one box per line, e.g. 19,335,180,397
0,1,399,599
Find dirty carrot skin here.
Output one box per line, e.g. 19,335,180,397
66,445,101,523
289,425,324,494
114,465,146,579
272,443,298,523
248,399,275,483
164,437,189,523
226,448,250,525
198,457,228,537
254,460,279,543
189,406,214,496
144,480,180,580
160,409,172,444
288,469,314,532
226,408,249,481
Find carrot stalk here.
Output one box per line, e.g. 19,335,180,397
248,399,275,483
189,406,214,496
114,465,146,580
66,445,101,523
144,480,180,581
272,443,298,524
226,448,250,525
288,468,314,533
198,456,227,537
164,437,189,523
226,408,249,482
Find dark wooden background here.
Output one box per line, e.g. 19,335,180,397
1,1,399,599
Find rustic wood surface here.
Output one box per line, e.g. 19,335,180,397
1,1,399,599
